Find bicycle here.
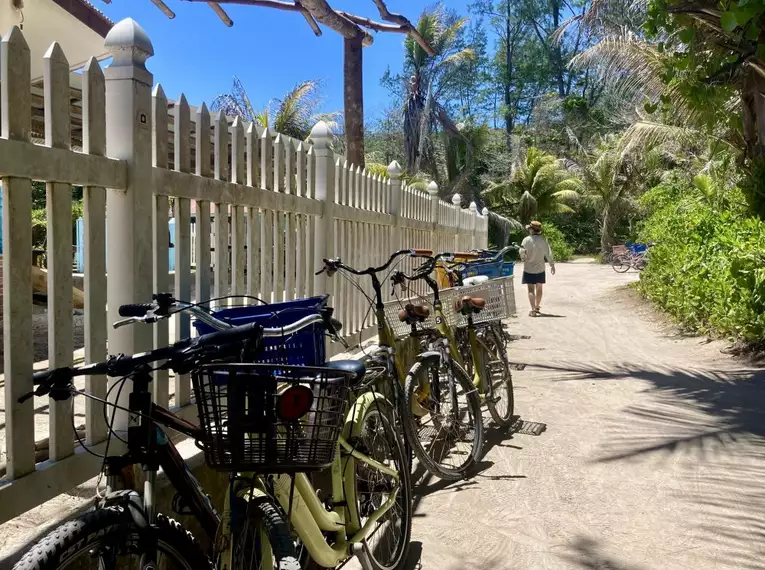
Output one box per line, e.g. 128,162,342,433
391,253,515,430
318,250,484,481
611,243,655,273
14,297,412,570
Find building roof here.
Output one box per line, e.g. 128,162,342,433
49,0,114,38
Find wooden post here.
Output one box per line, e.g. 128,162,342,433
245,122,260,299
310,121,335,297
82,57,108,445
387,160,402,256
151,84,170,409
469,201,478,251
213,111,229,307
482,207,490,249
44,42,75,461
427,180,439,252
174,95,192,405
195,104,212,310
230,117,246,298
2,26,35,478
452,193,462,253
104,19,154,432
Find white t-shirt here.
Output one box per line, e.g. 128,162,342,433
520,234,554,274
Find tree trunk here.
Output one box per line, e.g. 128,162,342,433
741,66,765,160
600,208,612,256
504,9,514,152
344,36,365,167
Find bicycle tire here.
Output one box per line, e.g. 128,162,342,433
233,496,301,570
611,255,631,273
403,357,484,481
350,401,413,570
481,327,515,426
12,506,212,570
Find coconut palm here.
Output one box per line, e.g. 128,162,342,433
211,77,340,140
483,146,580,224
403,8,476,177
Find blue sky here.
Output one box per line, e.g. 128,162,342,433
98,0,473,121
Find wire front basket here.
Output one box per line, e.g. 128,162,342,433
382,295,440,340
192,364,353,473
441,276,516,327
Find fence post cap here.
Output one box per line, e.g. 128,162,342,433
387,160,402,178
427,181,439,195
308,120,332,150
105,18,153,67
482,206,489,215
452,193,462,206
469,201,477,212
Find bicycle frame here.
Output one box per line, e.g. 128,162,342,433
215,390,402,569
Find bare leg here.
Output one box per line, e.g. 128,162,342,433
535,284,544,312
527,284,536,313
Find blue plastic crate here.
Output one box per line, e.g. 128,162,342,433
193,295,329,366
462,260,505,280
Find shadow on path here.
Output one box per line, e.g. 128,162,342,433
557,536,647,569
531,361,765,569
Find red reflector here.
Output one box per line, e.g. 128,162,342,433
276,385,314,422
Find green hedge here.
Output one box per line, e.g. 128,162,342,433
638,180,765,341
541,222,574,262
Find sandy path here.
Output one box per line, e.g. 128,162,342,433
3,263,765,569
405,262,765,570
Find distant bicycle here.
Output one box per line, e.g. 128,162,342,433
611,242,655,273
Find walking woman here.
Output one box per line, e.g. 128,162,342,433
520,221,555,317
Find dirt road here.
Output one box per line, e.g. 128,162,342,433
408,262,765,570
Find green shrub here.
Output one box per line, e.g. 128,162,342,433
639,179,765,341
540,222,574,262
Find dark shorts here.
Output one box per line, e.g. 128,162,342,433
522,271,546,285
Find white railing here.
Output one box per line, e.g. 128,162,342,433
0,18,490,525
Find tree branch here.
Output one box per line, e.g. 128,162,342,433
178,0,322,36
338,12,435,55
370,0,435,55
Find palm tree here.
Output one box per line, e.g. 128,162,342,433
211,77,340,140
483,147,580,224
403,8,476,177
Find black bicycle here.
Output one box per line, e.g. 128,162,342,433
12,300,347,570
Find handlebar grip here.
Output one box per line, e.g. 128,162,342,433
119,303,155,317
32,369,54,385
194,321,262,348
411,249,433,255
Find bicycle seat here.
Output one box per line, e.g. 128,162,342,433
454,296,486,314
398,303,430,323
325,359,366,383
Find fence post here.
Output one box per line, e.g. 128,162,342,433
104,19,154,431
311,121,335,295
452,193,462,252
387,161,402,253
427,181,439,249
469,201,478,250
482,207,489,248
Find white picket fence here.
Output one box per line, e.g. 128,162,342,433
0,18,489,525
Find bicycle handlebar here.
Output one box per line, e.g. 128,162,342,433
23,313,328,403
316,248,424,278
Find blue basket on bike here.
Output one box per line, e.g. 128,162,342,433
192,295,329,367
461,259,514,280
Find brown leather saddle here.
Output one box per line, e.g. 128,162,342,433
398,303,431,324
454,296,486,315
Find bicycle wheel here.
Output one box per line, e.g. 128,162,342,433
611,255,631,273
480,327,515,426
13,507,212,570
233,496,301,570
350,401,412,570
403,355,484,480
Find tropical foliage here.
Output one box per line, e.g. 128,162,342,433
211,77,339,140
483,147,580,223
